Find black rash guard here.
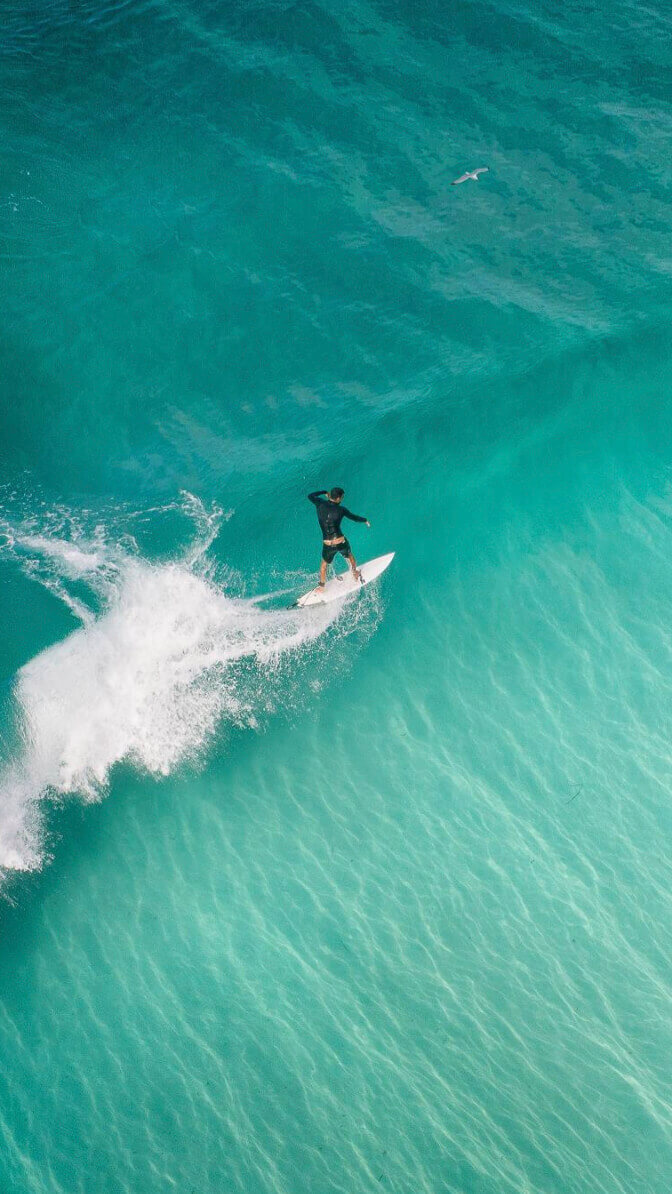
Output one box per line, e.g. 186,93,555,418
308,491,367,539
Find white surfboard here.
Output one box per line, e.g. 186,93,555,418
296,552,395,608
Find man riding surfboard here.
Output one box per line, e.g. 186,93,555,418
308,488,370,590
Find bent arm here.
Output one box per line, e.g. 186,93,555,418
308,490,327,504
342,507,367,523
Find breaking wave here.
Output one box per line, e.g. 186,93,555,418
0,494,362,874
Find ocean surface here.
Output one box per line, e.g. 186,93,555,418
2,2,672,1191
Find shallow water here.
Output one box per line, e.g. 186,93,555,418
2,2,672,1192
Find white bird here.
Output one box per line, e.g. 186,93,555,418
452,167,489,185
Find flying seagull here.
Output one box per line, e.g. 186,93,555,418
452,167,488,185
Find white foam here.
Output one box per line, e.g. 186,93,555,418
179,490,231,567
18,535,107,579
0,539,337,874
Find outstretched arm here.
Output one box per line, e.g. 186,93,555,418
308,490,327,504
342,507,369,525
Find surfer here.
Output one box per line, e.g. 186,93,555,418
308,488,370,589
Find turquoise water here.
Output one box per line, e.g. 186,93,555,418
2,1,672,1191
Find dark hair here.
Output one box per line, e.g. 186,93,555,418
329,487,345,500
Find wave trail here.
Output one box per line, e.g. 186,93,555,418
0,521,342,876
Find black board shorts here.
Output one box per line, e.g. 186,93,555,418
322,537,351,564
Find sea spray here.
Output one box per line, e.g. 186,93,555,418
0,506,374,875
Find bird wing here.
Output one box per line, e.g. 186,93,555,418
452,173,470,185
474,167,489,176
